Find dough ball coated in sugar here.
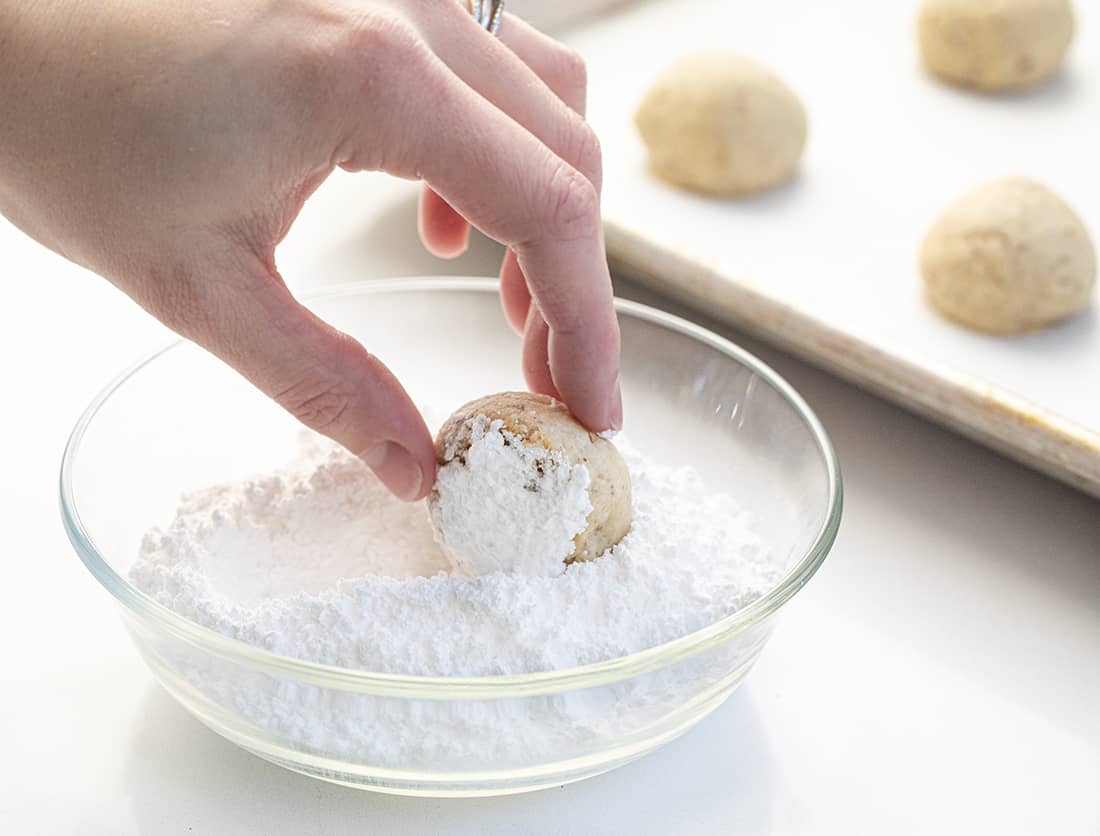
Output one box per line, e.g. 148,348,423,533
635,51,807,196
429,392,633,577
917,0,1075,91
920,178,1095,334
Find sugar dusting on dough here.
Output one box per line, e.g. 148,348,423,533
429,416,592,577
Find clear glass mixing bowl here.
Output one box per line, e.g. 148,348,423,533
61,278,841,796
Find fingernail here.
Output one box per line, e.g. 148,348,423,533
361,442,424,502
609,381,623,431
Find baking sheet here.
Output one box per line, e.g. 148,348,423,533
565,0,1100,495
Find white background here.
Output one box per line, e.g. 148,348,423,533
2,171,1098,834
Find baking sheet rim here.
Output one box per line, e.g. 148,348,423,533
605,220,1100,499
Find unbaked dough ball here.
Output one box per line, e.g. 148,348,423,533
917,0,1075,91
635,51,807,196
428,392,632,577
920,178,1095,334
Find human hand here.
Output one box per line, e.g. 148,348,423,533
0,0,621,500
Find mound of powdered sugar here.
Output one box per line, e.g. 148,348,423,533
132,434,780,677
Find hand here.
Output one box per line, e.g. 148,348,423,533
0,0,622,500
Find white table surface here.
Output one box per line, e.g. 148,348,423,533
3,174,1099,835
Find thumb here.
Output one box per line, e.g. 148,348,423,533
165,261,435,501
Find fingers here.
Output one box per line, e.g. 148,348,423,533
499,248,531,333
416,10,593,262
421,5,600,189
522,302,559,400
412,88,618,428
418,185,469,258
157,255,435,501
488,13,589,334
338,22,620,431
495,13,587,116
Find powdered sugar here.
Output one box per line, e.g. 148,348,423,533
132,434,778,678
429,415,592,577
129,432,783,766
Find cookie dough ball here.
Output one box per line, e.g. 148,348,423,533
917,0,1075,92
920,178,1096,334
635,51,807,196
428,392,632,577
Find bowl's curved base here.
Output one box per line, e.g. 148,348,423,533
136,616,761,797
252,750,629,797
226,687,735,797
156,664,743,797
137,620,761,797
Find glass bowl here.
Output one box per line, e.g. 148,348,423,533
61,278,841,796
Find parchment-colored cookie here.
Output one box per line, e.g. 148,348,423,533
918,0,1075,91
920,178,1095,334
635,51,806,196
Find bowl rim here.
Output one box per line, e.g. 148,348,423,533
60,277,842,698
